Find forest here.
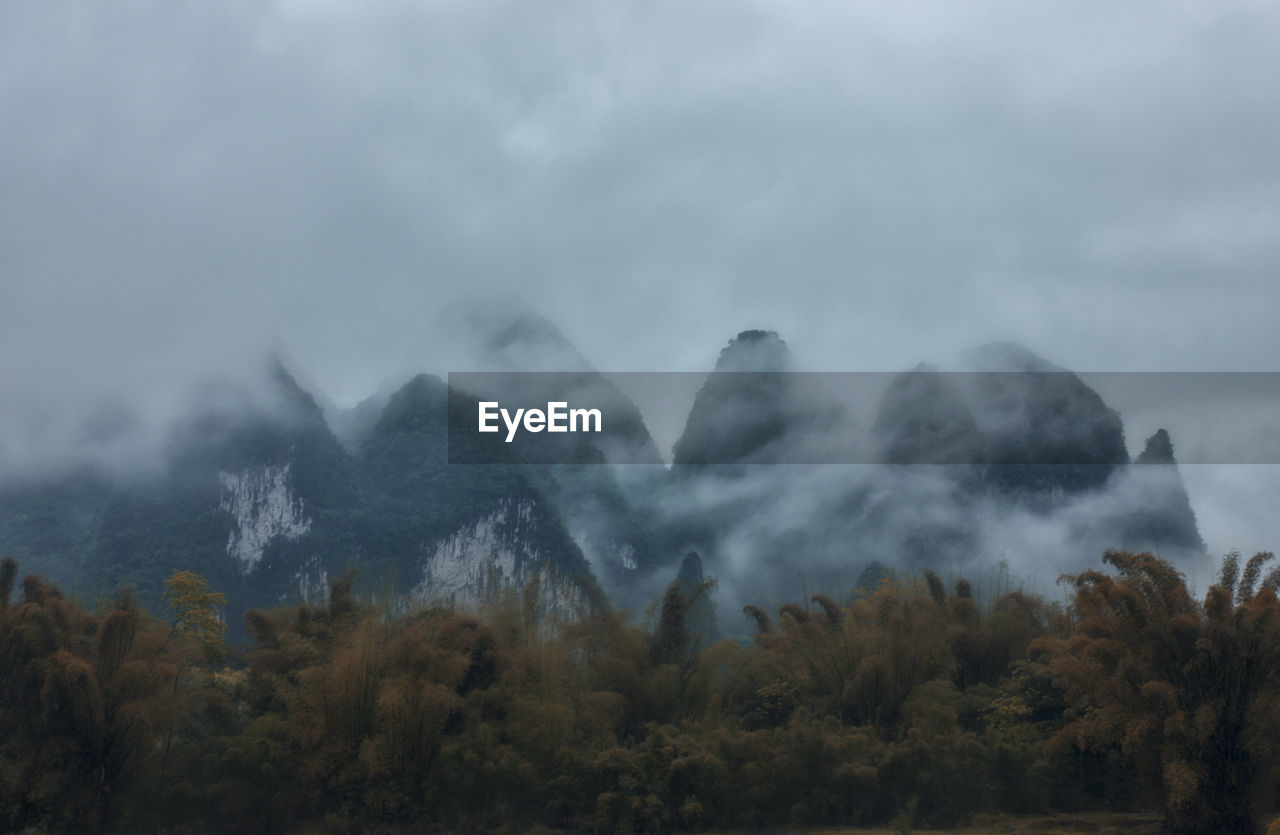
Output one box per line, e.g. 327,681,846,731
2,549,1279,834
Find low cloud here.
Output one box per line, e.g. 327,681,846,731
3,1,1279,578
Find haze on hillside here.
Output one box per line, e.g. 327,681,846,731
3,2,1280,567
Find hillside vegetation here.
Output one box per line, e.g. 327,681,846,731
2,550,1278,833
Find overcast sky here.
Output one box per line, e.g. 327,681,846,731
4,1,1280,554
5,1,1280,401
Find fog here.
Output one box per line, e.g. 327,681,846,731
4,1,1280,586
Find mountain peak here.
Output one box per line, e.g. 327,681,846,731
963,342,1062,373
714,330,791,372
469,306,593,372
372,374,447,436
1136,428,1177,465
266,355,326,421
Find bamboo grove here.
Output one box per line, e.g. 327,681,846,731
2,550,1279,833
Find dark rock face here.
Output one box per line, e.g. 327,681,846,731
711,330,792,373
672,331,796,466
870,345,1130,499
963,344,1130,500
974,373,1129,498
672,331,846,466
861,345,1140,572
1136,428,1176,465
871,365,984,466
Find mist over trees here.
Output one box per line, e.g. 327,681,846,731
0,323,1217,642
0,324,1260,833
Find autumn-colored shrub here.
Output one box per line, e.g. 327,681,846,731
1033,550,1280,833
3,550,1278,832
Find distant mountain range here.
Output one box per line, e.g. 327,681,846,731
0,313,1204,633
655,332,1202,614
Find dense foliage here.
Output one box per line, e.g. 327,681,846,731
2,551,1278,833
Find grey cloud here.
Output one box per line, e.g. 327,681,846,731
3,0,1280,552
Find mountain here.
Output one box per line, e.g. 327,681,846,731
452,307,667,610
323,379,401,453
0,359,607,629
1109,428,1205,556
462,307,664,466
1,311,661,627
0,468,115,596
79,360,363,613
672,330,846,465
868,345,1132,498
0,323,1211,634
0,359,363,618
646,336,1205,624
871,364,984,467
652,332,868,613
867,346,1206,564
474,307,594,372
356,373,603,617
961,343,1130,499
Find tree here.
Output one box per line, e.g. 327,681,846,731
163,570,227,666
1034,550,1280,833
0,562,178,833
